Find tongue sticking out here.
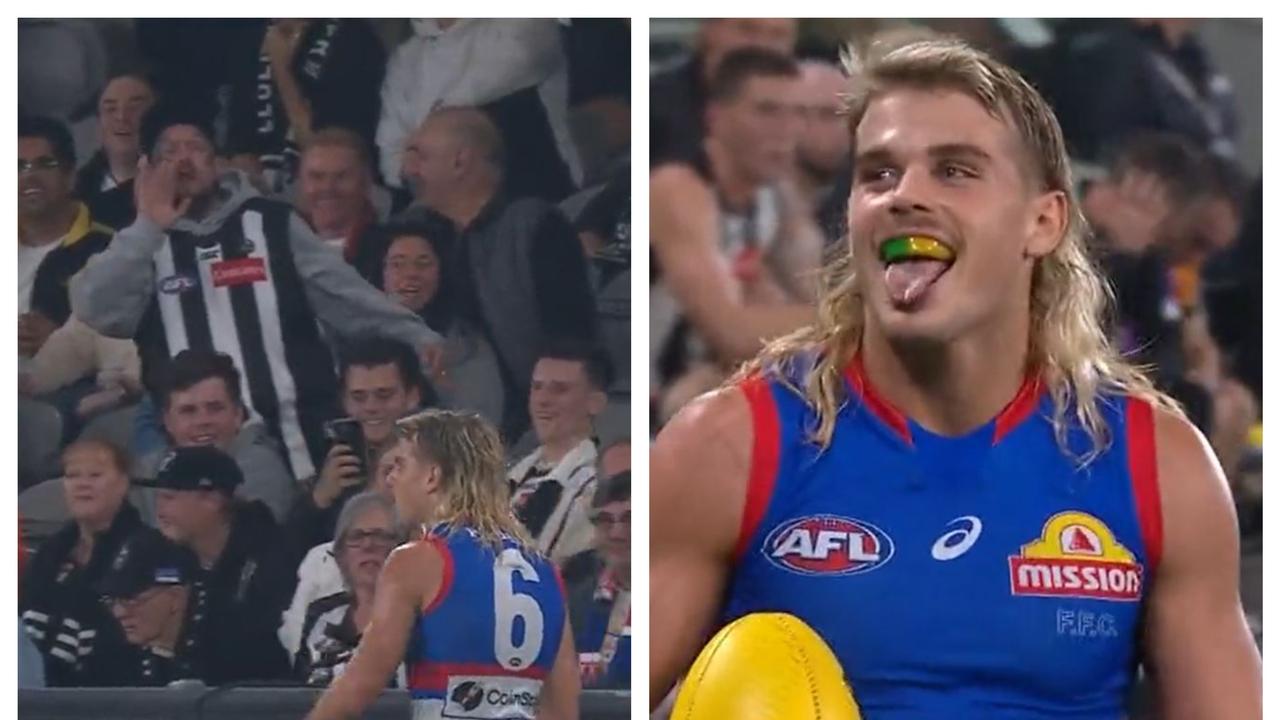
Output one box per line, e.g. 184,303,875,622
885,259,950,306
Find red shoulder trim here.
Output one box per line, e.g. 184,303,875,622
843,356,912,445
734,376,782,561
1125,397,1163,572
422,535,456,614
992,375,1045,444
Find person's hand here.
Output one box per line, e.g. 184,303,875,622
18,311,57,357
75,387,126,420
313,444,364,509
134,157,192,229
1083,171,1171,254
262,22,304,74
419,342,452,391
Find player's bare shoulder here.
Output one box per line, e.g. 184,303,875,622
651,384,756,555
1149,403,1240,562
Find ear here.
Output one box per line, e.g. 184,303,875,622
422,463,443,495
407,385,422,411
1025,189,1068,259
234,402,247,427
587,389,608,417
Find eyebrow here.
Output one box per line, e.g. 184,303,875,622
856,143,995,167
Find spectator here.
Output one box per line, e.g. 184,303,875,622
19,115,114,357
92,526,231,685
651,18,798,166
296,128,386,260
18,19,109,163
19,616,46,688
561,19,631,185
21,440,143,686
227,19,387,196
509,341,610,563
795,58,852,241
70,102,444,482
74,72,156,230
356,217,505,429
1059,19,1240,162
284,338,425,558
289,491,404,687
573,165,631,396
377,19,580,200
133,349,297,523
565,471,630,689
141,445,294,682
280,444,400,656
402,106,598,438
651,49,820,423
20,316,142,426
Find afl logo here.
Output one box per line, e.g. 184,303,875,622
764,514,894,576
159,274,197,294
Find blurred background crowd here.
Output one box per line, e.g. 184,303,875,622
17,18,631,695
649,16,1262,677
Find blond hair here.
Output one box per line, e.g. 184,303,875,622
736,33,1179,465
302,126,372,175
395,409,533,548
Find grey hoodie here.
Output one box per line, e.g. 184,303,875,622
69,170,441,350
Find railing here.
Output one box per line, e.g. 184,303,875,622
18,685,631,720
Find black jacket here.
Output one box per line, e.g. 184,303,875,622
20,502,144,686
74,151,136,231
26,203,114,325
187,500,298,684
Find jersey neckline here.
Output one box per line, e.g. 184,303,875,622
842,354,1044,448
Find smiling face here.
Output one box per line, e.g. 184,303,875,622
343,363,420,446
98,75,155,162
163,377,244,451
849,87,1065,346
528,358,605,448
18,136,73,219
383,234,442,313
299,143,369,236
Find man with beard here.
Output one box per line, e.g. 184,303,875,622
71,102,444,481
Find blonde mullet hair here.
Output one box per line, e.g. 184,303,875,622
735,32,1180,465
395,409,534,549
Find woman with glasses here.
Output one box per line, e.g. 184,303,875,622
291,491,404,687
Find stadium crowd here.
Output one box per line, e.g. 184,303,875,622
17,18,631,695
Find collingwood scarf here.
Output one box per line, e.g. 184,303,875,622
254,19,341,193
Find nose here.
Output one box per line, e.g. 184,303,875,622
888,165,936,217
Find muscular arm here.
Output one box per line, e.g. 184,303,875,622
651,164,814,362
307,543,442,720
536,613,581,720
650,387,753,708
1142,407,1261,718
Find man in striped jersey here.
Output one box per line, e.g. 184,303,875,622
72,103,443,481
508,341,610,564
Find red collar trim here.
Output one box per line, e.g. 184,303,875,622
843,355,1044,446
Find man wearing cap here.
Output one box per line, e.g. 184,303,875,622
92,526,202,685
139,445,294,682
70,101,446,483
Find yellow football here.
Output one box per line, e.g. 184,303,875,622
671,612,862,720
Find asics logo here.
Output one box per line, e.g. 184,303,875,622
932,516,983,561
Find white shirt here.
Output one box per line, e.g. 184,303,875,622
18,239,62,314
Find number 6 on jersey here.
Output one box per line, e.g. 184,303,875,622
494,548,546,669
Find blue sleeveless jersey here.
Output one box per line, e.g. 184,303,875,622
724,360,1162,719
406,525,566,720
